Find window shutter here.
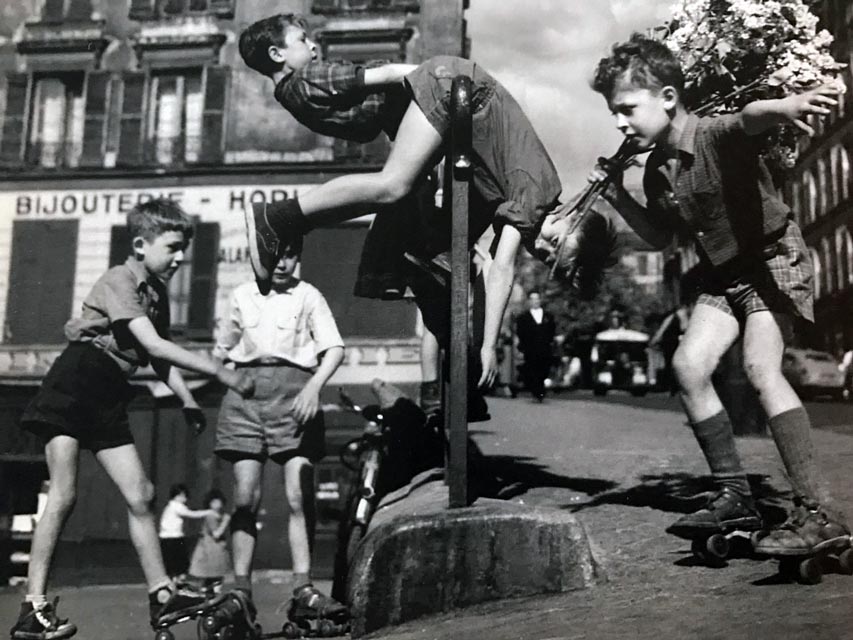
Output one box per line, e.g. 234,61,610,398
129,0,155,20
117,71,147,166
66,0,93,20
0,74,31,166
41,0,66,21
196,66,228,165
109,225,133,267
187,222,219,336
79,71,112,167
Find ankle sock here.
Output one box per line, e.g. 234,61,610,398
691,411,751,497
292,572,311,592
25,595,47,610
148,580,172,605
768,407,829,505
234,574,252,595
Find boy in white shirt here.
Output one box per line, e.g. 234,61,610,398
214,239,346,623
158,484,214,579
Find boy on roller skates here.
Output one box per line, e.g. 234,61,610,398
212,238,346,630
9,199,254,640
237,14,613,412
589,34,850,561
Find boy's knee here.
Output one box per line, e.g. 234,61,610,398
127,480,156,516
285,483,304,514
232,484,261,511
742,357,779,391
672,347,711,390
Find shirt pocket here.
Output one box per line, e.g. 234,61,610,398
690,188,726,229
276,313,302,344
241,305,262,329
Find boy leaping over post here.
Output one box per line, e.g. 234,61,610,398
237,14,612,395
589,34,849,554
10,199,253,640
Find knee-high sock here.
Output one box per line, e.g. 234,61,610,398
692,411,751,497
767,407,829,506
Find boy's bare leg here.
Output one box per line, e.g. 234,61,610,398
420,329,441,415
742,311,828,504
666,304,760,537
283,456,314,586
27,435,79,596
298,102,443,217
231,458,263,584
95,444,166,589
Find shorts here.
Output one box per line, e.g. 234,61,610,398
160,537,190,578
20,342,135,452
695,222,814,323
215,364,325,463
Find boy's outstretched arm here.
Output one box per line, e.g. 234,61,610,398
479,226,520,389
589,165,674,250
290,346,344,425
363,63,418,86
127,316,254,397
741,85,839,136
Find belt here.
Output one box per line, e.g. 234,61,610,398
234,359,298,369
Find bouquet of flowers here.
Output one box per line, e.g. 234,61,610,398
656,0,846,168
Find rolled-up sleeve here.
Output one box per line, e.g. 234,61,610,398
493,169,555,241
306,289,344,357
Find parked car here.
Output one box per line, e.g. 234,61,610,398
590,328,651,397
781,348,845,400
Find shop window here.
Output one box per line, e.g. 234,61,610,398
109,220,220,339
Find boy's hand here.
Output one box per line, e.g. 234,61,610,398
182,406,207,435
291,383,321,425
218,367,255,398
588,156,625,201
781,85,839,136
478,347,498,389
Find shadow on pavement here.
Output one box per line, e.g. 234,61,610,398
568,472,790,523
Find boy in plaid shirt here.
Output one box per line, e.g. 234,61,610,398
590,33,849,556
238,14,610,399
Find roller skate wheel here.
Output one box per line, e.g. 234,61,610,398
690,538,708,562
203,614,221,633
778,557,799,580
318,619,335,636
154,630,175,640
837,548,853,575
798,557,823,585
706,534,730,560
282,621,302,639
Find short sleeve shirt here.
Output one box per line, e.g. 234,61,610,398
214,280,344,370
64,257,170,375
643,113,791,266
274,59,409,143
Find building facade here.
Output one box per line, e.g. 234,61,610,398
0,0,466,573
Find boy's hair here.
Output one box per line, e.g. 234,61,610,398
239,13,309,77
592,33,684,100
549,206,618,300
127,198,194,242
169,483,189,499
203,488,226,507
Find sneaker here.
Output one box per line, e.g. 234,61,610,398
666,488,762,538
150,582,213,628
288,584,348,624
10,598,77,640
244,201,284,296
752,500,851,556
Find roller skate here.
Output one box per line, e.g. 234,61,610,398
151,583,224,640
198,590,261,640
752,499,853,585
10,597,77,640
280,585,349,638
666,488,762,567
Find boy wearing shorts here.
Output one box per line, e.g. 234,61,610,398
10,198,253,639
237,14,610,398
590,34,849,553
214,239,346,621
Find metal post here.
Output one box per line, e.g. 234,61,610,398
447,75,472,508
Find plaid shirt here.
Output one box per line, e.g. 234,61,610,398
274,60,409,143
643,113,791,267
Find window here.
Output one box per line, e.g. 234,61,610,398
116,66,227,167
811,248,822,299
312,0,420,14
129,0,235,20
804,171,818,225
788,179,802,227
821,237,834,294
147,70,203,165
109,220,220,339
27,74,85,168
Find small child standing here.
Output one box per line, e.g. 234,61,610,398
214,239,346,624
590,34,849,554
10,198,253,640
158,484,215,580
187,489,232,595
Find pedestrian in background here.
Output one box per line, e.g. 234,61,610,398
159,484,215,581
187,489,231,595
515,291,556,402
